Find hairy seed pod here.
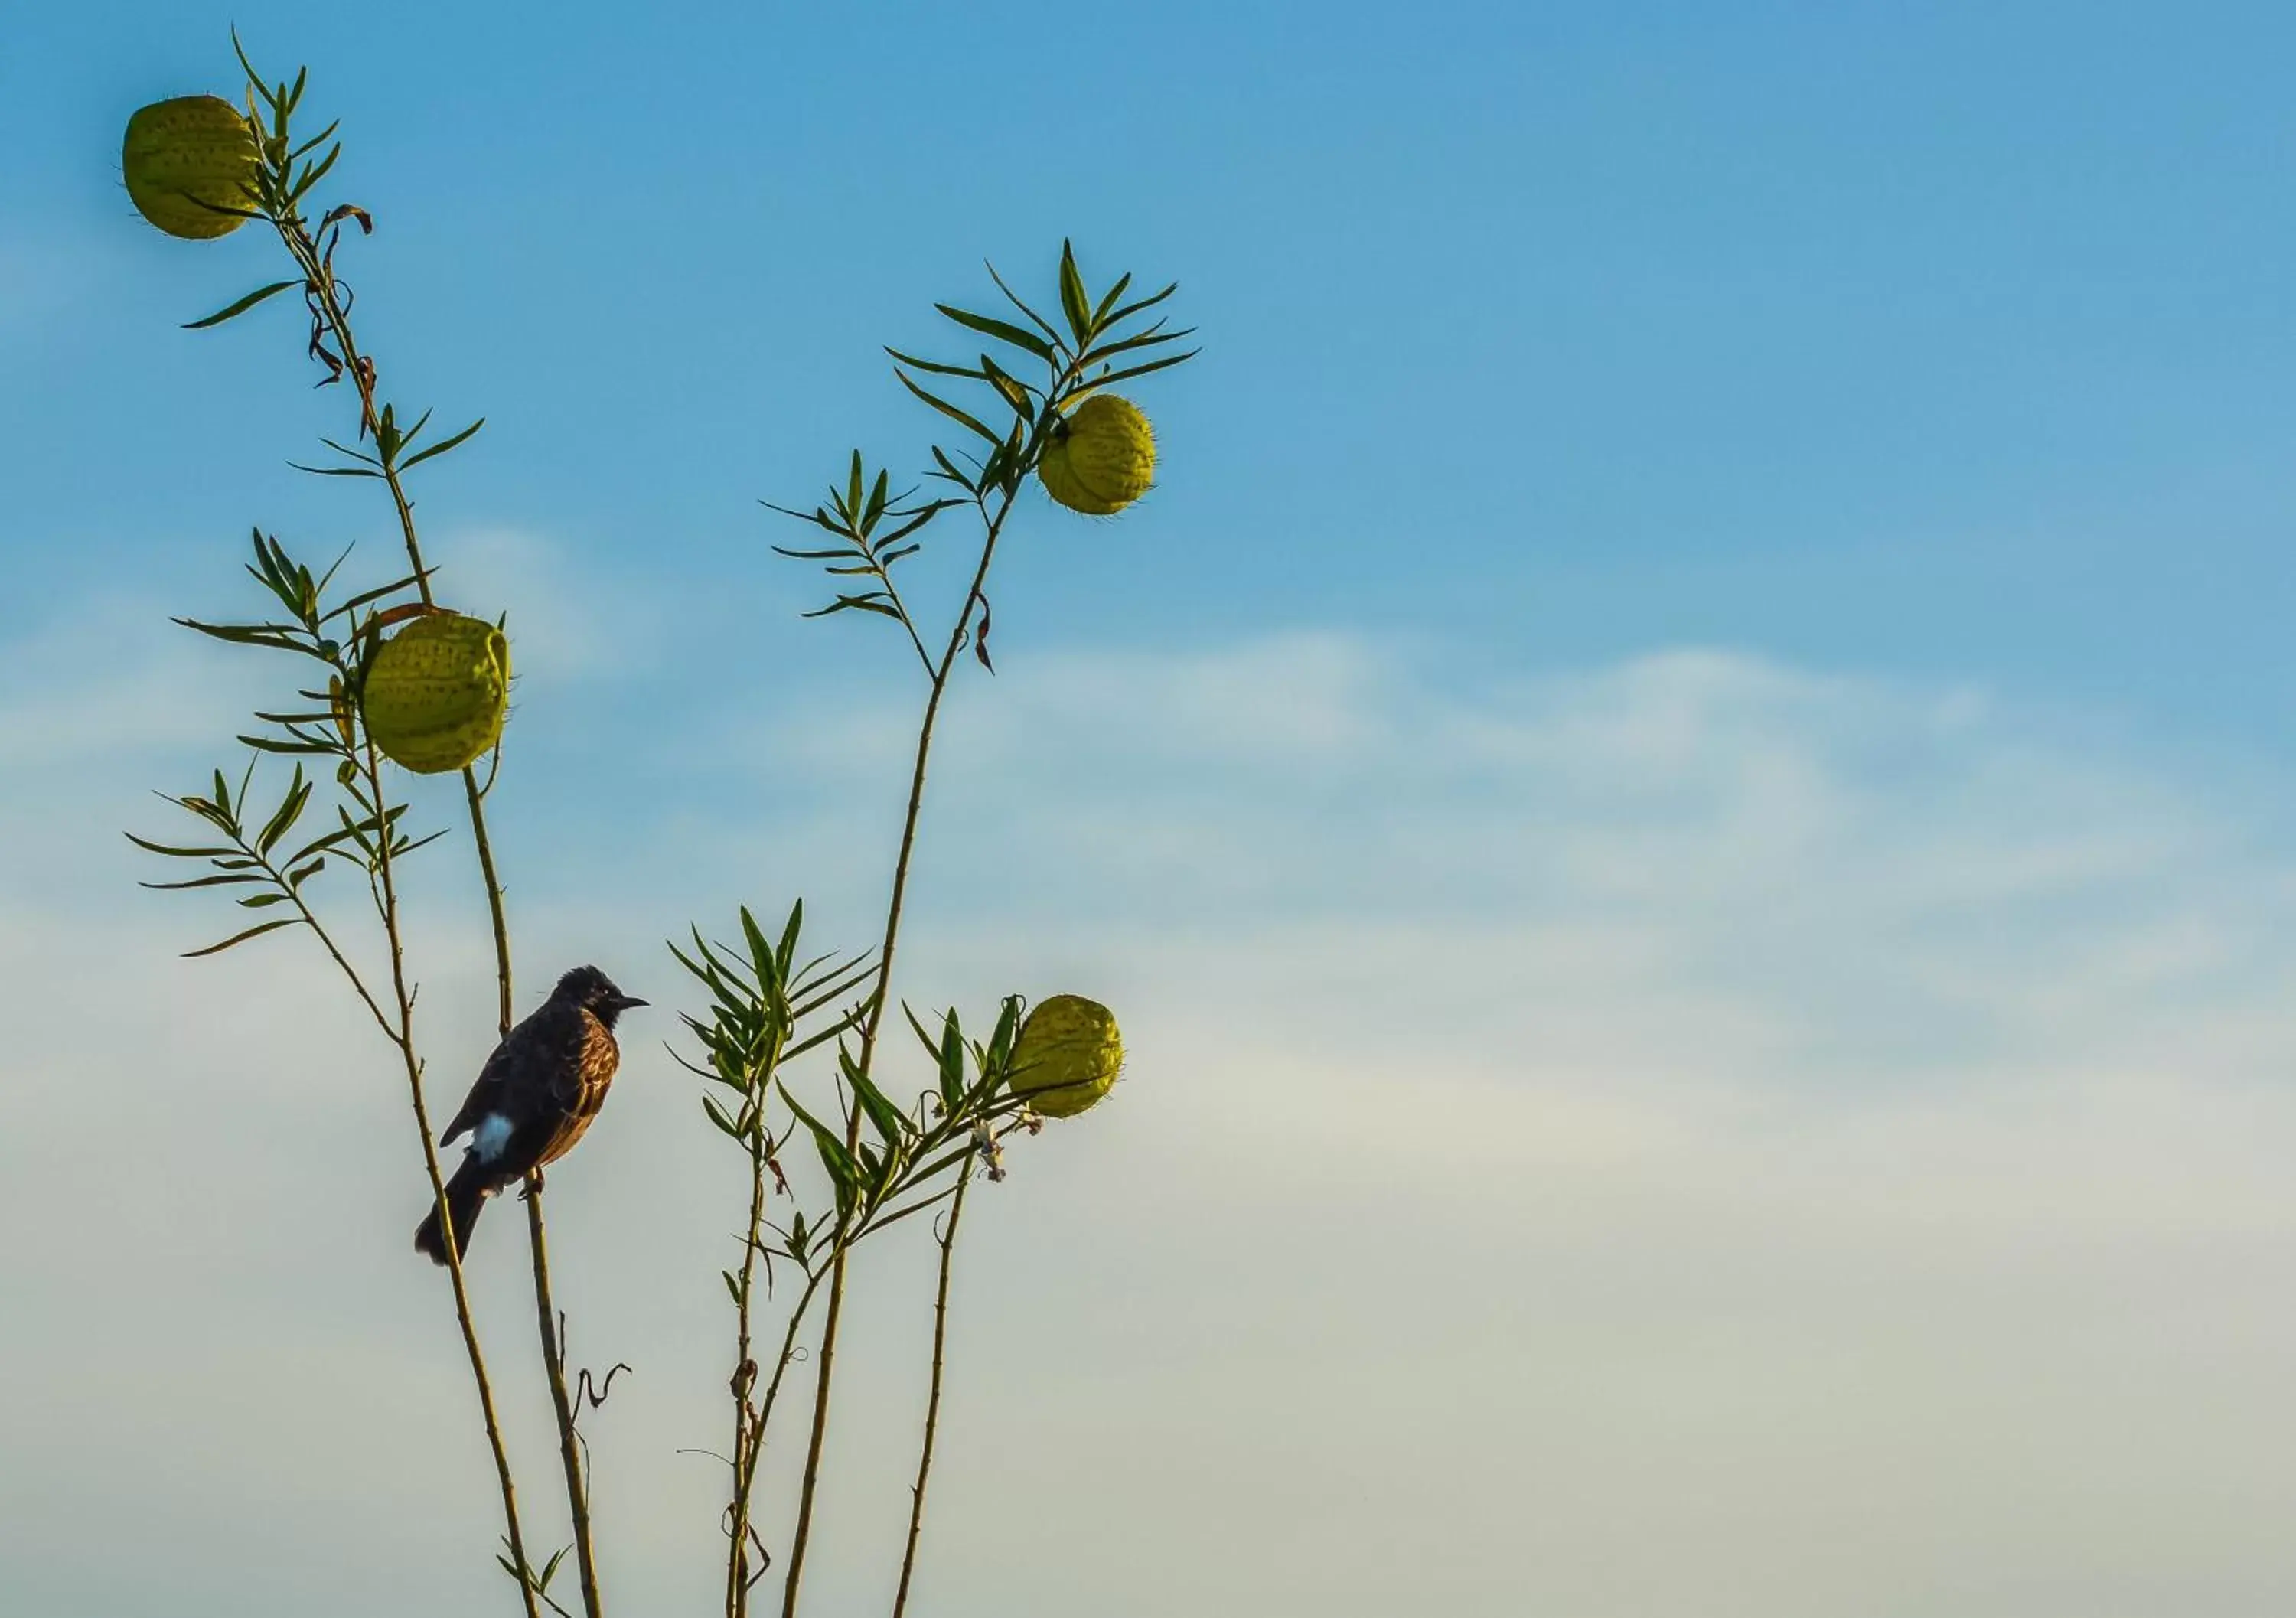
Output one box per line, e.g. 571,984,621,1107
122,96,260,241
1037,394,1155,516
360,613,510,774
1009,994,1124,1119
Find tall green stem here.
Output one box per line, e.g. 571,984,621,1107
363,738,543,1618
279,210,602,1618
726,1267,829,1616
776,489,1019,1618
889,1163,972,1618
723,1028,788,1615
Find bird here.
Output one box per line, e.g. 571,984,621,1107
414,964,647,1265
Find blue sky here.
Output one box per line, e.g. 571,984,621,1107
8,5,2296,1616
9,2,2296,734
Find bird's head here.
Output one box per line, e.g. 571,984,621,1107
554,964,647,1028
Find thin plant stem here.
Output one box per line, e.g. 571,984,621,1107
722,1046,783,1615
528,1193,604,1618
890,1162,973,1618
361,736,544,1618
778,485,1022,1618
276,207,602,1618
724,1113,1013,1613
243,827,397,1045
727,1265,830,1616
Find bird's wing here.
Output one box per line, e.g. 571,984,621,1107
439,1036,518,1147
530,1014,621,1172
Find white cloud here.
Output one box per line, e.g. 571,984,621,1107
6,600,2296,1616
439,525,676,687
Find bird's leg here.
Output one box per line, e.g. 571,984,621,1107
520,1169,547,1199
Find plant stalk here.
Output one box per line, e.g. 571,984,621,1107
889,1163,972,1618
722,1063,776,1615
528,1195,604,1618
364,738,543,1618
778,488,1019,1618
728,1267,829,1616
282,207,602,1618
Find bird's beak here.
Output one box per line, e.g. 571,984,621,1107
609,994,648,1013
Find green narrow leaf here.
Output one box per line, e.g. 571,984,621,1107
984,260,1064,345
934,303,1055,361
877,499,957,543
780,1083,859,1192
1074,347,1201,393
703,1095,745,1138
230,28,268,107
289,141,341,199
124,833,239,860
938,1016,966,1111
284,822,361,866
393,827,450,860
289,119,341,161
183,916,297,957
1091,271,1134,327
1078,321,1196,369
253,768,310,855
739,906,778,995
669,935,740,1004
323,570,430,622
398,417,484,472
884,347,990,380
990,996,1023,1065
894,370,999,443
173,619,305,651
803,594,906,622
776,900,804,977
1100,281,1179,329
139,872,269,892
238,734,335,756
979,355,1035,419
841,1051,912,1145
927,445,978,492
903,1001,944,1061
1058,240,1091,342
182,279,302,331
315,435,383,468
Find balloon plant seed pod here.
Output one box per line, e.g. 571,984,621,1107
1037,394,1156,516
122,96,261,241
1008,994,1124,1118
359,612,511,774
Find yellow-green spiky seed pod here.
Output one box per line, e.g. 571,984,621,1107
122,96,260,241
1009,994,1124,1119
1037,394,1155,516
360,613,511,774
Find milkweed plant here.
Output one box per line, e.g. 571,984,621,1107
122,35,1194,1618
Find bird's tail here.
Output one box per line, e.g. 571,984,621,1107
413,1158,491,1267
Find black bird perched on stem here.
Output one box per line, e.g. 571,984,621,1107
415,964,647,1265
